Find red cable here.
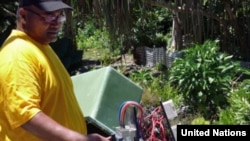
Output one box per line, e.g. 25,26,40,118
141,106,168,141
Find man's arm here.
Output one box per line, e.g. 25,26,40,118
21,111,111,141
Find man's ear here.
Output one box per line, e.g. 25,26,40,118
18,8,26,19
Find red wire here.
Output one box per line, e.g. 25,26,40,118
119,103,170,140
141,106,168,141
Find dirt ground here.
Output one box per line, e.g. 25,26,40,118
69,53,139,76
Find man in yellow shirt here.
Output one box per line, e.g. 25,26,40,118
0,0,111,140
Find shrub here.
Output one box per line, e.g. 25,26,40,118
216,79,250,124
129,69,154,87
169,40,240,120
191,117,210,125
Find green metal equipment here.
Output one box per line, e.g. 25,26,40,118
71,66,143,135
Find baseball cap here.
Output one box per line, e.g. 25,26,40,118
19,0,72,12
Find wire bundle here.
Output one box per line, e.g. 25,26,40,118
118,101,170,141
141,106,168,141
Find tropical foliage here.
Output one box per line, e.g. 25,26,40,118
1,0,250,126
216,79,250,124
1,0,250,61
169,40,241,120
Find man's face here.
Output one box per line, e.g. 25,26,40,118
20,6,65,44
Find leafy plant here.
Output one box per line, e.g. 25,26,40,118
131,6,171,47
99,50,114,66
76,17,124,60
169,40,240,120
77,27,111,50
216,79,250,124
149,74,181,106
191,117,210,125
129,69,154,87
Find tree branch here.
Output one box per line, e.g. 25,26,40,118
148,0,224,24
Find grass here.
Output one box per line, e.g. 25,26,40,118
83,48,110,60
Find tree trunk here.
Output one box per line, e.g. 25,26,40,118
63,0,77,49
223,0,249,60
171,12,183,51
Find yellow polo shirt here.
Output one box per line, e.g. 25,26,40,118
0,30,87,141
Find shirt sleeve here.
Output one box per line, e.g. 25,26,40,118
1,54,42,129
